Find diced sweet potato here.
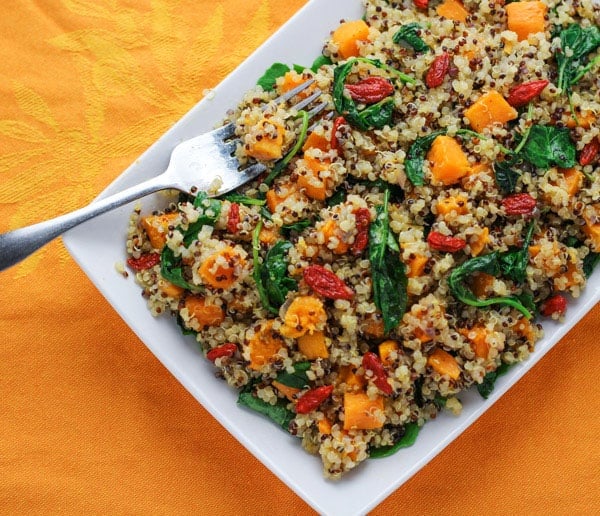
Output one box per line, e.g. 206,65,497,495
265,183,297,213
554,259,579,290
280,296,327,338
469,227,489,257
427,135,471,185
297,330,329,359
554,168,584,197
140,212,178,250
378,340,400,366
512,316,535,344
343,392,385,430
458,326,490,359
583,204,600,252
318,417,333,435
566,111,596,129
338,365,366,391
184,296,224,327
319,219,351,254
278,70,315,99
470,271,494,298
259,226,279,245
198,246,246,289
436,0,469,23
297,154,331,201
272,380,300,401
363,314,385,338
464,90,518,132
246,118,286,161
157,277,184,299
436,195,469,219
506,1,547,42
331,20,370,59
247,320,286,370
427,348,461,380
302,131,331,152
405,253,429,278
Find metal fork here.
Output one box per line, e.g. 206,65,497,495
0,80,326,271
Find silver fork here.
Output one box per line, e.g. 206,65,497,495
0,79,326,271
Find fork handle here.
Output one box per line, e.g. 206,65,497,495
0,174,169,272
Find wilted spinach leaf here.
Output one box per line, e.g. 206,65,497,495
260,241,298,309
311,54,333,72
493,159,521,194
237,392,295,430
392,23,430,52
369,423,420,458
583,251,600,278
257,62,291,91
477,362,511,399
405,130,446,186
183,193,222,246
275,361,311,389
555,23,600,94
520,125,576,170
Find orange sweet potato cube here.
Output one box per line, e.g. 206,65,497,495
464,90,518,132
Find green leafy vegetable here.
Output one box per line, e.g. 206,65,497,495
404,130,446,186
311,54,333,72
257,62,290,91
392,23,430,52
261,241,298,309
583,251,600,278
252,220,275,313
183,193,222,246
280,218,313,236
369,423,420,458
520,125,576,170
368,189,408,334
160,246,195,290
477,362,511,399
493,159,521,194
222,193,266,206
275,361,310,389
555,23,600,95
447,225,535,319
237,392,295,430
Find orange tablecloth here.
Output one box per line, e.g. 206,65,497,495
1,1,598,514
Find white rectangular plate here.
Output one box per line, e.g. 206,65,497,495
63,0,600,514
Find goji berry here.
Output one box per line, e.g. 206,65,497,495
362,352,393,395
227,202,240,234
351,208,371,255
501,193,537,215
540,294,567,317
345,77,394,104
427,231,467,253
303,265,355,300
425,52,450,88
413,0,429,8
331,116,347,151
126,252,161,271
295,384,334,414
506,80,549,108
206,343,237,362
579,137,600,166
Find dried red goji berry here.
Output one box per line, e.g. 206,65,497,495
413,0,429,8
295,384,334,414
126,252,161,271
345,77,394,104
227,202,240,234
425,52,450,88
351,208,371,255
206,343,237,362
540,294,567,317
501,193,537,215
331,116,347,151
426,231,467,253
579,137,600,166
362,352,393,395
506,80,549,108
303,265,355,300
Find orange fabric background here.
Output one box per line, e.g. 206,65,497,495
1,1,598,514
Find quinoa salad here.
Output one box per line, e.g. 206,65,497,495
125,0,600,479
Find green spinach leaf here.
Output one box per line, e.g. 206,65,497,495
493,159,521,194
222,193,266,206
369,423,420,459
160,246,195,290
520,125,576,170
497,222,535,284
404,130,446,186
280,218,313,236
275,361,311,389
583,251,600,278
477,362,511,399
261,241,298,309
392,23,430,52
257,62,291,91
556,23,600,94
311,54,333,72
368,189,408,334
252,220,276,314
237,392,295,430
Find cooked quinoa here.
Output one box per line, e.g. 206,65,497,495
126,0,600,479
